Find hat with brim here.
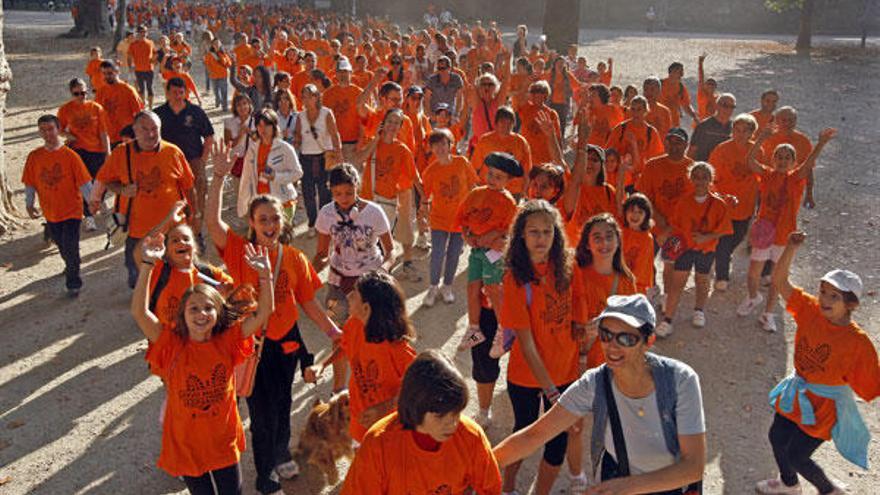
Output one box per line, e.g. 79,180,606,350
820,269,863,300
596,294,656,329
484,152,523,178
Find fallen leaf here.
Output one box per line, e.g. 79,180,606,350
6,420,25,430
0,476,11,486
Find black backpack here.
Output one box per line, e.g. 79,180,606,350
149,261,219,312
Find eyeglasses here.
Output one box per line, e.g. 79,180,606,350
598,325,643,347
71,91,87,96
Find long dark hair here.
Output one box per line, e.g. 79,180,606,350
356,271,416,344
253,65,273,99
575,213,635,283
505,199,572,294
174,284,246,340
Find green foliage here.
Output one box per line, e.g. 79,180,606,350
765,0,805,13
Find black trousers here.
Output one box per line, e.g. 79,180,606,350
299,153,331,227
72,148,106,218
246,325,307,494
768,413,833,493
182,463,242,495
507,381,570,466
714,218,751,281
47,219,82,290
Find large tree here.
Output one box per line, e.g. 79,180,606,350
66,0,111,38
765,0,817,51
0,3,19,235
543,0,581,52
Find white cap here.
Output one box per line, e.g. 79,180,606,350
336,56,353,72
821,269,863,300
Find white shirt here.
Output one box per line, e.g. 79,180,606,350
315,200,390,277
297,107,334,155
224,116,255,158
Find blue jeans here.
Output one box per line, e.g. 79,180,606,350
212,77,228,111
430,230,464,286
124,236,141,289
299,153,331,227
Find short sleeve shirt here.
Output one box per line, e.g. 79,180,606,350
690,116,731,162
425,72,464,114
315,200,391,277
155,101,215,160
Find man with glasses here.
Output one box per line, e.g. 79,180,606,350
688,93,736,161
423,55,464,120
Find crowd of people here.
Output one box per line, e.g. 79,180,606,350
18,2,880,495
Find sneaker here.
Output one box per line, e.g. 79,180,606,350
488,328,508,359
755,477,802,494
83,216,98,232
568,471,589,495
714,279,729,292
475,408,493,429
423,285,440,307
736,294,764,317
457,324,486,351
759,312,777,333
761,274,773,287
275,459,300,479
692,309,706,328
401,261,422,282
655,320,674,338
440,284,455,304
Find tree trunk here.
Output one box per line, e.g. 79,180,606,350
795,0,814,52
65,0,110,38
543,0,580,52
0,4,21,235
112,0,128,55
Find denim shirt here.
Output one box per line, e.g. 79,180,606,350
769,372,870,469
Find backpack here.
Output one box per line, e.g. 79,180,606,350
149,261,219,312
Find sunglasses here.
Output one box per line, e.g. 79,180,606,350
598,325,643,347
309,125,319,141
71,91,87,96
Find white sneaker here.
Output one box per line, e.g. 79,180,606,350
457,324,486,351
655,320,674,338
416,234,430,250
755,477,802,494
759,312,778,333
568,471,590,495
737,294,764,317
83,216,98,232
440,284,455,304
714,279,729,292
424,285,440,307
475,408,493,429
692,310,706,328
275,459,299,479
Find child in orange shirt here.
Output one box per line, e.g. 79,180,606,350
621,193,657,296
527,162,566,208
562,144,617,245
421,129,479,306
22,115,92,297
131,230,274,494
756,232,880,495
341,350,502,494
305,272,417,442
658,162,733,337
737,127,836,332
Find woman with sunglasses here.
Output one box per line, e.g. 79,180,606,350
293,84,342,238
494,294,707,495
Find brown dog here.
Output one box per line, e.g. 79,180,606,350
295,390,353,485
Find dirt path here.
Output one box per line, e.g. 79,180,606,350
1,12,879,494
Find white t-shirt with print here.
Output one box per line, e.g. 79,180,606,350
315,200,390,277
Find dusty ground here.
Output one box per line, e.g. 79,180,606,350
1,11,879,495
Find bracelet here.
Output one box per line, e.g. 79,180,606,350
544,387,561,403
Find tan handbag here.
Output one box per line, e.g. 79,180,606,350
234,244,283,398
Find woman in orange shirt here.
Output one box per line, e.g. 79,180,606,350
305,272,417,442
499,200,587,495
621,193,657,296
131,229,274,495
341,350,502,494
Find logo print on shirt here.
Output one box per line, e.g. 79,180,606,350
795,337,831,375
353,358,381,402
179,363,228,412
439,175,461,200
164,295,181,324
465,206,493,227
273,269,290,305
71,112,95,132
40,162,64,188
428,485,453,495
659,177,686,201
136,166,162,195
542,288,571,332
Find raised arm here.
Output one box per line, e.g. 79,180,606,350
240,243,276,337
228,63,249,93
747,127,772,174
772,231,806,303
207,140,234,251
793,128,836,180
356,67,388,118
134,201,187,265
130,233,165,343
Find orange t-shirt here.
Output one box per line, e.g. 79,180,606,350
646,101,673,143
128,38,155,72
622,227,655,293
204,51,233,79
587,102,624,146
361,140,417,201
161,70,199,100
574,265,637,368
290,70,312,110
341,412,502,495
668,193,733,252
219,232,322,341
340,318,416,442
422,156,480,232
517,101,561,166
323,84,364,143
95,81,144,143
148,261,233,326
697,88,717,121
455,186,518,237
145,324,251,477
777,288,880,440
749,109,774,134
500,263,587,388
709,139,759,221
360,108,416,154
407,112,432,173
352,70,374,91
57,100,109,153
605,119,664,183
762,130,813,166
96,141,194,238
660,77,690,127
635,154,695,226
469,130,532,196
21,146,91,223
755,169,806,246
566,183,617,246
85,58,107,92
236,45,260,70
256,141,271,195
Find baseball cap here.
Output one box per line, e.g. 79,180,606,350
484,152,524,178
666,127,689,142
433,102,451,114
597,294,657,329
406,85,424,97
821,269,863,300
336,57,353,72
585,144,606,163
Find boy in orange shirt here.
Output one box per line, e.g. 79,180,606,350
22,115,92,296
84,47,107,93
660,61,698,127
469,106,532,197
606,96,665,187
128,25,157,107
517,80,561,166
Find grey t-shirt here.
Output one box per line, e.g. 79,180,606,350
425,72,464,114
690,117,732,162
559,361,705,475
